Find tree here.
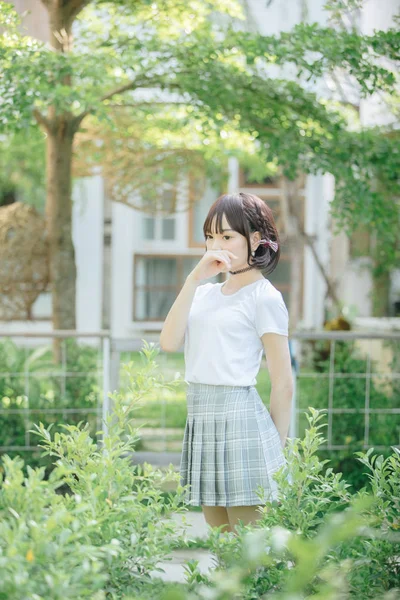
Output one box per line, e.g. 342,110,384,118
0,0,399,346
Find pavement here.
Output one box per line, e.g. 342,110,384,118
149,510,217,583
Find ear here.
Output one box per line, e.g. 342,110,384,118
251,231,262,246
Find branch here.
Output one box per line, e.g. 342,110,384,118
105,101,189,108
71,74,188,129
72,80,139,129
40,0,90,22
65,0,92,22
33,108,51,132
300,228,342,310
100,81,146,103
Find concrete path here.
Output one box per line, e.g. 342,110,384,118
149,511,217,583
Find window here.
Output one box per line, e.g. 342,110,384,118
267,260,291,307
142,215,176,241
161,218,175,240
143,217,155,240
134,255,223,321
142,185,177,241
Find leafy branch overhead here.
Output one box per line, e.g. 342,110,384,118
0,0,399,265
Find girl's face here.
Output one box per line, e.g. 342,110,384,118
205,214,258,269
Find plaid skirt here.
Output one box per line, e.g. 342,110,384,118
179,382,287,507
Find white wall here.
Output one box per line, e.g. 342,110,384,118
302,173,333,328
72,176,104,332
110,201,136,338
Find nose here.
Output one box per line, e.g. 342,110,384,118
209,238,222,250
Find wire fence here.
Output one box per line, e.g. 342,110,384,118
0,330,399,454
0,331,109,452
291,331,400,450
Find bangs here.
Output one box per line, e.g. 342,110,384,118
202,191,281,276
203,194,247,238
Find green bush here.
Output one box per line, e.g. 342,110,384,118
0,342,188,599
0,338,101,469
174,408,400,600
297,339,399,491
0,342,399,599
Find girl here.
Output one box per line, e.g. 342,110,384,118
160,192,293,533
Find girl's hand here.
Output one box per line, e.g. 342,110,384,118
188,250,239,283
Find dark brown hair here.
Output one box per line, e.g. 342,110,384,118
203,192,280,275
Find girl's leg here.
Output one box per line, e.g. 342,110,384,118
226,505,263,532
202,506,232,532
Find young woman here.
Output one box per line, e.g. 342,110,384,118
159,192,293,533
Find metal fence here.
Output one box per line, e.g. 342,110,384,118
0,330,399,454
0,331,110,452
291,331,400,450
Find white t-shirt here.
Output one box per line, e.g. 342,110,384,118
184,278,289,386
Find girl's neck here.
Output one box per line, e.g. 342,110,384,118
223,270,264,291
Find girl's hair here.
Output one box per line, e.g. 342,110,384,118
203,192,280,275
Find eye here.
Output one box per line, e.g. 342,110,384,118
205,235,231,240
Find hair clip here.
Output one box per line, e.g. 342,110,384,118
259,238,279,252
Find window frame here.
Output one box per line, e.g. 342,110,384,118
133,253,224,322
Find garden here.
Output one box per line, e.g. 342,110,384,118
1,0,400,597
0,342,399,599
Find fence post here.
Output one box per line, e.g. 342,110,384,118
289,338,299,440
110,345,121,399
102,336,111,440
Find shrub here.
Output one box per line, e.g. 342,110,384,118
298,339,399,491
178,408,400,600
0,342,188,599
0,338,101,470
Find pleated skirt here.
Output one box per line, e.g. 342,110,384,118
179,382,288,507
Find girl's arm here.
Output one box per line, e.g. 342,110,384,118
159,274,200,352
261,332,294,448
159,250,235,352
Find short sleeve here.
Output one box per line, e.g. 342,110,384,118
255,291,289,337
193,282,214,300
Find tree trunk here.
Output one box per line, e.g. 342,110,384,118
46,117,77,361
40,1,86,361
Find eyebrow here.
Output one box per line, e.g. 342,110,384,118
205,229,234,233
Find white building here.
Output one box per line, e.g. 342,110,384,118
2,0,399,341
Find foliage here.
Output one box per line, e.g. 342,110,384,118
0,342,400,599
302,338,399,448
0,1,399,268
0,338,102,467
296,338,399,493
0,341,187,599
177,408,400,600
0,127,46,211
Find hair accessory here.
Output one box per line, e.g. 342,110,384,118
259,238,278,252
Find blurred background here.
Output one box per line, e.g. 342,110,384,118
0,0,399,491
